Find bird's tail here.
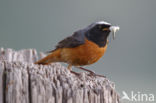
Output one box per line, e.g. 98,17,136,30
35,49,61,65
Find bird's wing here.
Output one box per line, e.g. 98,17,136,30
48,31,85,53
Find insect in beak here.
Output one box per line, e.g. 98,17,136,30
109,26,120,40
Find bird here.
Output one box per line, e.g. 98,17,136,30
35,21,120,77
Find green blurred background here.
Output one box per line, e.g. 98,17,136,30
0,0,156,102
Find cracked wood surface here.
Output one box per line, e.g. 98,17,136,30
0,48,119,103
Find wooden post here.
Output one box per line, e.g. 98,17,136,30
0,48,120,103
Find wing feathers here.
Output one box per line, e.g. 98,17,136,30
48,31,85,53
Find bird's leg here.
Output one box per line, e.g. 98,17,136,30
70,71,80,76
77,67,106,78
78,67,95,74
68,64,80,76
88,73,106,78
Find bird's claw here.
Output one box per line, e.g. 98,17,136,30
88,72,106,78
89,71,95,75
70,71,80,76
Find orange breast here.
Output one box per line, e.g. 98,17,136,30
60,39,107,66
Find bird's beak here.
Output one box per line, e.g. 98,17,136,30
109,26,120,40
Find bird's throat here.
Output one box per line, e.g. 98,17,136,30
85,33,108,47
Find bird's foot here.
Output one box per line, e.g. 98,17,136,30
78,67,95,74
70,71,80,76
88,72,106,78
70,70,105,78
78,67,106,78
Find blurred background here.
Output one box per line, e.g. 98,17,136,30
0,0,156,102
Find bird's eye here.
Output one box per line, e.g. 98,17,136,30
98,25,102,29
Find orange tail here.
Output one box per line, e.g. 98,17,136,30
35,49,61,65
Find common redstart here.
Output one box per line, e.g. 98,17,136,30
35,21,120,77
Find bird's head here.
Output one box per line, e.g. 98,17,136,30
85,21,120,47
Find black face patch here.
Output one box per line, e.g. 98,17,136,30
85,24,111,47
96,24,111,30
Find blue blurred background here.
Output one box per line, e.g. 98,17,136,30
0,0,156,102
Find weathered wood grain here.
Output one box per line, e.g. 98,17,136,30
0,62,4,103
0,48,119,103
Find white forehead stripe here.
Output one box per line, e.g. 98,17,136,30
96,21,111,25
